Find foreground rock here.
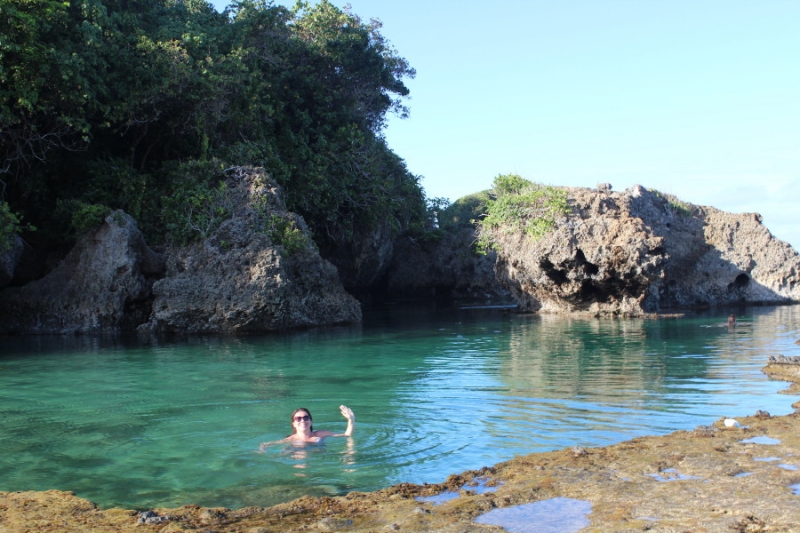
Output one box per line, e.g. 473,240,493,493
0,211,165,334
140,167,361,334
488,185,800,315
2,361,799,532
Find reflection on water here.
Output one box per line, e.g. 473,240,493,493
0,305,798,510
740,436,782,445
474,497,591,533
647,468,700,482
415,477,500,505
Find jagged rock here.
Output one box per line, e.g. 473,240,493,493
768,354,800,365
137,510,168,524
140,167,361,334
0,234,23,287
380,227,512,304
0,211,164,334
628,185,800,310
572,446,588,457
487,185,800,315
693,425,718,437
0,168,361,335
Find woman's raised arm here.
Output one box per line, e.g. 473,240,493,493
340,405,355,436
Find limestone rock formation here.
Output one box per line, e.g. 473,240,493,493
324,220,395,294
140,167,361,334
0,211,165,334
487,185,800,315
381,228,513,304
0,168,361,335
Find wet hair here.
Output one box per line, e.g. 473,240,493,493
290,407,313,434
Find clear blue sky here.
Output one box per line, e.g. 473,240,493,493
212,0,800,250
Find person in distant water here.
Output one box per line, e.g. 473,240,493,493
728,314,736,328
259,405,355,451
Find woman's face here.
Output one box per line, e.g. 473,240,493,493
292,410,312,431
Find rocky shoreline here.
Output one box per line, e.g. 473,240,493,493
3,182,799,335
2,360,799,533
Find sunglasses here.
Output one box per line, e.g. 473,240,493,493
293,415,311,422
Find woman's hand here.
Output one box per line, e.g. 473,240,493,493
340,405,355,436
340,405,355,421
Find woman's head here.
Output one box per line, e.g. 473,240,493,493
290,407,313,434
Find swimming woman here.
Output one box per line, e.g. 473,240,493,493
258,405,355,451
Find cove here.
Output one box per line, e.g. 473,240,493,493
1,304,798,511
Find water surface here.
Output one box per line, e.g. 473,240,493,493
1,304,798,509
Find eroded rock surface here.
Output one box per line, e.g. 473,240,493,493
489,185,800,315
0,168,361,335
324,220,395,294
381,228,512,304
0,211,164,334
140,167,361,334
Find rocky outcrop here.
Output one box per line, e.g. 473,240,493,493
487,185,800,315
0,211,165,334
380,227,513,304
139,167,361,334
0,168,361,335
324,221,395,294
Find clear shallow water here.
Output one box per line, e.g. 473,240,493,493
1,304,798,510
475,497,591,533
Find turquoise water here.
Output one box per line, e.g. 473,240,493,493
1,304,798,510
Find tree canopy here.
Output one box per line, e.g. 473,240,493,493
0,0,427,255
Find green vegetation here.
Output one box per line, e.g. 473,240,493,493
0,200,34,252
651,190,693,218
477,174,570,253
435,192,487,230
0,0,426,256
265,214,312,256
158,161,234,245
55,200,110,236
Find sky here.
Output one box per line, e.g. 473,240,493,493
211,0,800,250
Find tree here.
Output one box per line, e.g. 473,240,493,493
0,0,425,262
